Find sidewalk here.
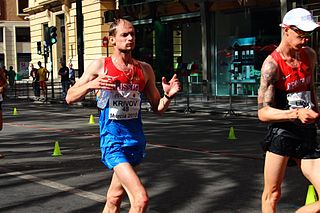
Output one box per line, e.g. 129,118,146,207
3,93,258,117
166,94,258,117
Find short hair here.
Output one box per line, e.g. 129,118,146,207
108,18,132,37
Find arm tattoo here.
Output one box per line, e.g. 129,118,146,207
257,61,278,109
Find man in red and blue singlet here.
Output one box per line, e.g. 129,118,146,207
66,19,180,213
258,8,320,213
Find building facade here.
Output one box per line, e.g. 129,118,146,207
25,0,114,80
0,0,30,79
25,0,320,98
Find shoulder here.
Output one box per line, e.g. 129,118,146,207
81,57,105,79
87,58,105,73
260,55,279,82
261,55,279,72
136,60,153,74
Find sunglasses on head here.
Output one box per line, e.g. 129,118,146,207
288,25,313,38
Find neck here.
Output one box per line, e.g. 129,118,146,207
112,53,133,66
277,48,299,61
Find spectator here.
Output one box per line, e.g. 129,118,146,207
37,61,50,101
29,63,40,100
6,66,16,91
58,62,70,100
68,63,75,86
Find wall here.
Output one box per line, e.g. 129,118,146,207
0,0,29,74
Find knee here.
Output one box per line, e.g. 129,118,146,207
133,191,149,210
262,188,281,205
107,193,123,207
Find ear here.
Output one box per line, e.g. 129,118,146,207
109,36,116,46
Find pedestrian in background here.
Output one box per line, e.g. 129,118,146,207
6,66,16,91
58,62,69,100
37,61,49,101
258,8,320,212
0,67,7,158
2,65,7,77
68,63,75,86
66,18,180,213
29,63,40,100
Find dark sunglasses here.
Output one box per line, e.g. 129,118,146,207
289,26,313,38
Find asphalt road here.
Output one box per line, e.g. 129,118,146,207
0,99,313,213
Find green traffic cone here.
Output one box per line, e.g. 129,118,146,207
228,127,237,140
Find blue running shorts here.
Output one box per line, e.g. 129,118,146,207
101,141,146,170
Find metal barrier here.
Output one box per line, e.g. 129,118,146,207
7,80,99,103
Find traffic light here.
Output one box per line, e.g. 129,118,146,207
49,26,57,45
37,41,41,55
43,41,49,56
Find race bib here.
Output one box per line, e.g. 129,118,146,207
108,85,141,120
287,91,314,109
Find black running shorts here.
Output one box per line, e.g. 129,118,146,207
261,124,320,159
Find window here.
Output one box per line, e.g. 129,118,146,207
0,0,5,20
17,0,28,15
0,28,3,42
16,27,30,42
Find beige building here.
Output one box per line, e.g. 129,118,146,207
25,0,115,80
0,0,30,79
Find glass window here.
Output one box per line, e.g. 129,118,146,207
0,27,3,42
16,27,30,42
17,0,28,15
213,7,280,97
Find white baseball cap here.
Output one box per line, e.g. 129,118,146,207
280,8,319,32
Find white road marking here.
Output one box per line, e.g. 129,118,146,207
5,170,106,203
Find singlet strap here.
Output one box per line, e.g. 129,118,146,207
104,57,109,74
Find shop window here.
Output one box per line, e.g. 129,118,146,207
173,29,182,69
214,8,280,97
17,0,28,16
16,27,30,42
17,53,31,79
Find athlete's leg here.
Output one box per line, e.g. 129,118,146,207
111,162,148,213
103,172,125,213
262,151,289,213
296,158,320,213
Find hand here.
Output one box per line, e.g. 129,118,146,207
162,74,181,97
297,108,319,124
89,74,118,91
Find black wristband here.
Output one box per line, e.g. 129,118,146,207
164,93,174,100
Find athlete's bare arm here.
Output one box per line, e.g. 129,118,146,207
141,61,180,114
66,58,112,104
258,56,299,122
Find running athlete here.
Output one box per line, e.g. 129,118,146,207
258,8,320,212
66,18,180,213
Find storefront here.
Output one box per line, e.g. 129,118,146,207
119,0,320,98
213,5,280,96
